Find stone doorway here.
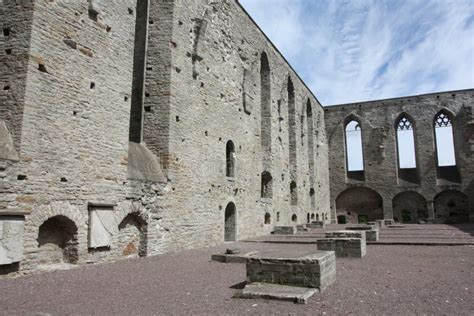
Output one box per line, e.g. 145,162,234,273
224,202,237,242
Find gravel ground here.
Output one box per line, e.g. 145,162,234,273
1,240,473,315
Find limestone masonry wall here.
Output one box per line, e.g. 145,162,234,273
325,90,474,224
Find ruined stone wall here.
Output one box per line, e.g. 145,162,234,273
325,90,474,224
0,0,330,275
152,0,330,248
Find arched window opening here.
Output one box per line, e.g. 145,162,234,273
226,141,235,177
264,212,271,224
224,202,237,241
290,181,297,205
396,115,417,169
276,212,280,222
118,213,147,257
291,214,297,223
311,213,315,220
38,216,78,265
307,213,310,223
434,111,456,167
260,52,272,159
345,120,364,171
288,77,297,186
310,188,315,209
261,171,273,198
306,100,315,183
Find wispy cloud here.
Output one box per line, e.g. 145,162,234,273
240,0,474,105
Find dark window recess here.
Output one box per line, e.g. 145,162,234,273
90,82,96,90
89,9,99,21
17,175,27,180
144,106,151,112
4,85,10,91
60,177,68,182
3,28,10,36
5,49,12,55
38,64,48,73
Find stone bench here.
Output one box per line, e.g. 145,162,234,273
307,221,325,229
245,249,336,291
273,226,296,235
317,238,366,258
345,226,379,242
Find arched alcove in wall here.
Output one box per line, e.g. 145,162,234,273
336,187,383,224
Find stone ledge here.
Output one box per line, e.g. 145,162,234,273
234,282,319,304
0,209,30,216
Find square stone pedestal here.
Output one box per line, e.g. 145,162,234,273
317,238,366,258
346,226,379,241
245,249,336,291
273,226,296,235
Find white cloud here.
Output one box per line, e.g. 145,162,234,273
240,0,474,105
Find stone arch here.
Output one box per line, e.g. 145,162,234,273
344,115,364,173
392,191,427,223
224,202,237,241
434,190,469,223
226,140,235,177
261,170,273,198
335,187,383,224
37,215,79,265
118,212,148,257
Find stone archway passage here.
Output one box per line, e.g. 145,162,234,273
224,202,237,241
118,213,147,257
434,190,469,223
336,187,383,224
392,191,428,223
37,215,79,265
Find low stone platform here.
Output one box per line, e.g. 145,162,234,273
234,282,319,304
317,238,366,258
246,249,336,290
325,230,366,244
211,250,258,263
345,226,379,241
297,225,310,233
307,221,325,229
273,226,297,235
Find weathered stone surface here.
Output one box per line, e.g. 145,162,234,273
317,238,366,258
346,226,379,242
0,121,19,161
234,282,319,304
0,216,24,265
273,226,297,235
89,209,115,248
325,230,366,245
246,249,336,291
307,221,325,229
127,142,166,183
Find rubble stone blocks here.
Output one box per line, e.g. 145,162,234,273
317,238,366,258
0,216,25,265
296,225,309,233
246,249,336,291
273,226,297,235
234,282,319,304
307,221,325,229
345,226,379,242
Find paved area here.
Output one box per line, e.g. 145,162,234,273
1,225,473,315
247,224,474,245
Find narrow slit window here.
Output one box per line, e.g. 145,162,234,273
226,141,235,177
396,115,417,169
345,120,364,171
434,111,456,166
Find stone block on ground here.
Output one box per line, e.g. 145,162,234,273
234,282,319,304
273,226,296,235
307,221,325,229
246,249,336,291
211,251,258,264
296,225,309,232
325,230,366,245
384,219,395,226
376,220,385,228
345,226,379,241
317,238,366,258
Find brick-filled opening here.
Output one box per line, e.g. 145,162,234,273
37,216,79,265
118,213,148,257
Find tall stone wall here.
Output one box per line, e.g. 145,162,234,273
155,0,330,247
325,90,474,224
0,0,331,275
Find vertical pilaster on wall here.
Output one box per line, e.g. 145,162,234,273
129,0,150,143
427,200,435,220
260,52,271,171
383,196,394,220
0,1,35,153
142,0,175,175
306,100,315,185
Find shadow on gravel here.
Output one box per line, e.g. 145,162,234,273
230,281,247,289
447,223,474,237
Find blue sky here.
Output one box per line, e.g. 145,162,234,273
239,0,474,106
